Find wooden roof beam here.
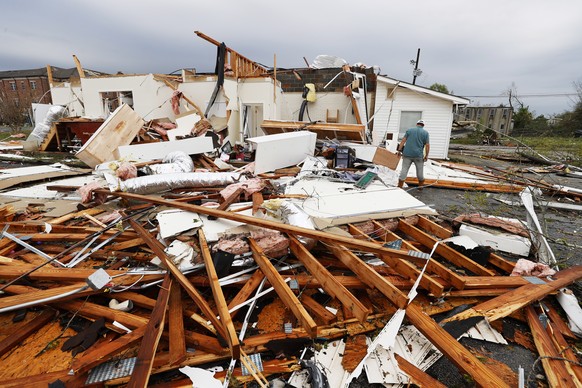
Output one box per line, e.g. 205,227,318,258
127,274,172,388
248,238,318,337
398,219,496,276
326,243,408,309
96,190,429,264
405,303,509,387
350,222,448,295
227,269,265,319
370,220,465,291
168,281,187,366
199,229,241,359
68,325,147,377
443,265,582,323
288,234,370,322
128,219,228,341
72,54,85,78
525,305,576,387
416,215,516,273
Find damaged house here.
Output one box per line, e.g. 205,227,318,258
0,31,581,388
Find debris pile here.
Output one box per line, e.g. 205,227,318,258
0,127,581,388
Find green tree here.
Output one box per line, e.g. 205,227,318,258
512,106,534,135
429,83,449,94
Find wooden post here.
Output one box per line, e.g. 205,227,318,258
46,65,54,88
72,55,85,78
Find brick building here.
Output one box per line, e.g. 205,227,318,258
0,67,87,124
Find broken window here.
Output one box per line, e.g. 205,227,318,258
100,91,134,114
31,80,37,90
9,81,16,91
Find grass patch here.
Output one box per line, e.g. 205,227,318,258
452,136,582,167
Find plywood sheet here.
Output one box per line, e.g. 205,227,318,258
76,104,145,167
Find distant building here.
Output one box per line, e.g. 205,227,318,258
0,66,105,124
0,67,80,107
456,105,513,135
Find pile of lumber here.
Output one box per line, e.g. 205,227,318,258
0,164,581,388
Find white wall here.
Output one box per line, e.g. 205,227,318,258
80,75,174,120
50,82,84,117
373,83,454,159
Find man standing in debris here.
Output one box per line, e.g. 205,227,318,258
397,119,430,190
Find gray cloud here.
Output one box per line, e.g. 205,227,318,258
1,0,580,115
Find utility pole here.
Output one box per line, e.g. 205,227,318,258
411,48,422,85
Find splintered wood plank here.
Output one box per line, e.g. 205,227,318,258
0,309,57,357
544,306,582,384
288,235,369,323
48,207,105,225
184,330,225,354
128,274,172,388
403,177,523,193
394,353,447,388
199,229,240,359
405,303,509,388
545,302,577,339
463,276,529,289
168,281,187,366
0,283,97,310
68,325,147,376
0,264,158,284
525,305,575,388
97,191,435,263
128,219,227,341
327,243,408,309
299,294,337,325
398,219,496,276
227,269,264,319
443,265,582,324
248,238,318,337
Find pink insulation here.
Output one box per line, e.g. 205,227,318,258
510,258,556,277
116,162,138,180
77,181,108,204
220,178,266,200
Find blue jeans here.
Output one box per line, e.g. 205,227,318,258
399,156,425,182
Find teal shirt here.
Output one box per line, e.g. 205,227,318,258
402,125,429,158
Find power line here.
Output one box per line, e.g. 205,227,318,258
464,93,577,98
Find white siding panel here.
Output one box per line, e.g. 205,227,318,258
373,84,454,159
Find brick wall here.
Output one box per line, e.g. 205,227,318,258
0,76,52,105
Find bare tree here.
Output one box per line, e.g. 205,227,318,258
0,92,32,133
504,82,525,110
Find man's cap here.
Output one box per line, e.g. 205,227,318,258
417,120,425,125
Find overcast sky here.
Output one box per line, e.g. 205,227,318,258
2,0,581,116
